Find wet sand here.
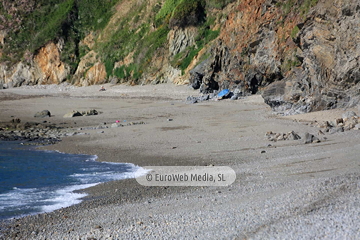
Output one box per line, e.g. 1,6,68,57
0,83,359,239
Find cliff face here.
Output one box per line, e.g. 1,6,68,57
0,42,70,87
194,0,360,114
262,0,360,114
0,0,359,114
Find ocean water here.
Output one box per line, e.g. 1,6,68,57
0,141,145,220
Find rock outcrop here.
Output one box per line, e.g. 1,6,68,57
34,41,70,85
1,41,70,88
168,27,197,57
262,0,360,115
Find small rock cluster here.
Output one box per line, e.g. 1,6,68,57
265,131,302,142
265,131,322,144
0,121,73,144
63,109,98,118
77,121,146,130
307,111,359,133
266,111,359,145
110,121,145,128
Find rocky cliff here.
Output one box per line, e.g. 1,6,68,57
262,0,360,115
0,0,359,114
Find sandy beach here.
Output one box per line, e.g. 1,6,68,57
0,83,359,239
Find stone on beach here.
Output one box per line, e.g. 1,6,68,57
34,110,51,118
63,110,83,118
265,131,301,141
81,109,98,116
304,132,321,144
111,122,124,128
329,127,344,134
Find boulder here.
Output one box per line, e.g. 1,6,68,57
111,122,123,128
329,127,344,134
231,94,238,100
335,118,344,125
287,131,301,140
82,109,98,116
199,94,210,102
63,111,82,118
189,72,203,90
110,77,119,85
186,96,198,104
304,133,320,144
34,110,51,118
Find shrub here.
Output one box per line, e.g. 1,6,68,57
155,0,182,25
1,0,118,68
169,0,206,28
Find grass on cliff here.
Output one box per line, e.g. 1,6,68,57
171,17,219,73
105,0,225,81
98,1,168,80
278,0,319,18
2,0,118,72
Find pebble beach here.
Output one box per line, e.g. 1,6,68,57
0,83,359,239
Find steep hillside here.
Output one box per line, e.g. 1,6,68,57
0,0,359,114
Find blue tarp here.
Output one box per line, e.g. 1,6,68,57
217,89,230,98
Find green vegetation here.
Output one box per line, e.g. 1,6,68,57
291,25,300,39
2,0,118,73
155,0,182,26
299,0,319,17
281,50,301,73
4,0,75,62
169,0,205,28
76,0,117,36
99,0,224,80
278,0,296,16
277,0,319,17
171,17,219,73
113,64,140,81
105,24,170,80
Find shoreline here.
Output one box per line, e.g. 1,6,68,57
1,84,359,239
0,141,150,223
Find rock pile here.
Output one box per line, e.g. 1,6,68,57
265,131,301,142
77,121,146,130
111,121,146,128
63,109,98,118
0,121,74,144
312,111,359,133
